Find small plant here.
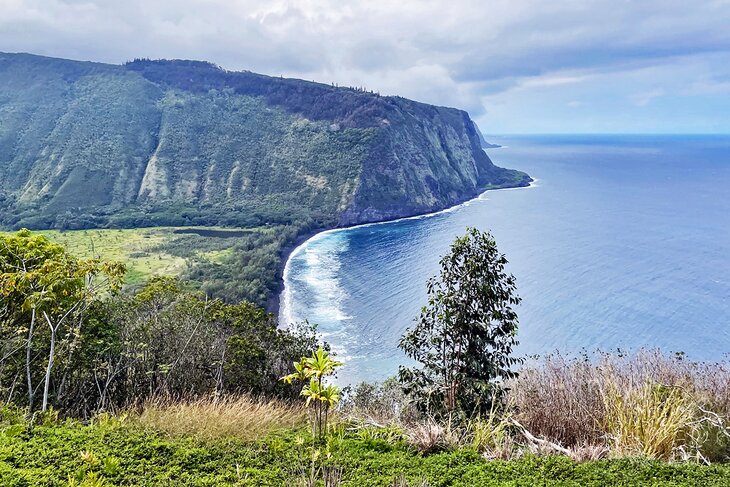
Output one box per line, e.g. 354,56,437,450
469,402,515,459
71,450,112,487
101,456,121,477
67,471,109,487
282,346,343,438
79,450,100,468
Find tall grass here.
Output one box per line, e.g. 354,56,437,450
135,395,308,441
602,381,695,459
469,403,515,459
132,350,730,463
509,350,730,461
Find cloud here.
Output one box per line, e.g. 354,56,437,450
630,89,665,107
0,0,729,130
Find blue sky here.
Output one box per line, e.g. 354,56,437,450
2,0,729,133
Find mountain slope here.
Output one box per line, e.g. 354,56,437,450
0,52,530,231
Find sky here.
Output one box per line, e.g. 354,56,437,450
1,0,730,133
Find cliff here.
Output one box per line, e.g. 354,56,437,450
0,52,530,230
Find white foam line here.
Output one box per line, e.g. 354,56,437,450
279,177,539,328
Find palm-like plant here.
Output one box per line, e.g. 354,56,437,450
281,360,309,385
282,346,343,438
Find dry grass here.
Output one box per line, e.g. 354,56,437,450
134,395,308,441
567,443,609,462
508,350,730,461
603,381,696,459
405,420,447,454
338,350,730,462
508,352,604,445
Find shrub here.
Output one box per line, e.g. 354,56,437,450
399,228,522,418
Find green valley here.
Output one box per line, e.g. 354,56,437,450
0,225,297,308
0,52,530,306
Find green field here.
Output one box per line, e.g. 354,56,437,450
0,226,280,294
1,225,297,307
6,227,186,285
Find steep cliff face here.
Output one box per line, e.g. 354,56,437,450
0,53,529,230
339,98,528,225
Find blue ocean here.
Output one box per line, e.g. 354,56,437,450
280,135,730,385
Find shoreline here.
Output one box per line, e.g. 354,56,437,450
276,177,539,325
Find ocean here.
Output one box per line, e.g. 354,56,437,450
280,135,730,385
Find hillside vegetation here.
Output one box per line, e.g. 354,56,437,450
0,226,294,307
3,416,730,486
0,52,530,232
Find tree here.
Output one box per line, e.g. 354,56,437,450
74,278,321,415
0,229,125,411
398,227,522,418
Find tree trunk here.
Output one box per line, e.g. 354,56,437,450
42,316,57,412
324,406,329,436
5,370,19,405
26,308,36,410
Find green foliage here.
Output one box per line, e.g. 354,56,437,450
399,228,522,418
2,259,320,416
0,226,300,307
0,52,529,234
0,53,375,231
0,229,125,412
1,418,729,486
152,225,301,307
64,277,321,415
283,347,343,438
0,229,323,416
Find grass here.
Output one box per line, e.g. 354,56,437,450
508,350,730,462
602,381,696,459
0,226,251,286
3,351,730,484
1,224,297,306
135,396,309,442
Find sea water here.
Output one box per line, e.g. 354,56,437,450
280,135,730,385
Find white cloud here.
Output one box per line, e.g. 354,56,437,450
630,89,665,107
0,0,729,130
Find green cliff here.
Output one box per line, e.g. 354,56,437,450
0,52,530,231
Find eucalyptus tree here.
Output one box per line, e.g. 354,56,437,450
398,227,522,417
